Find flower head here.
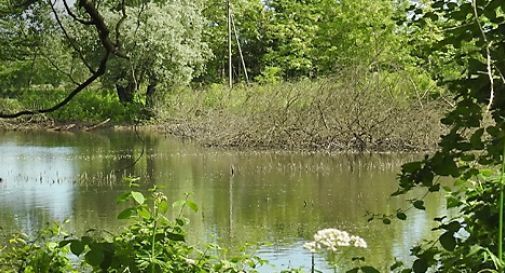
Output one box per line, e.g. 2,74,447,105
304,228,367,253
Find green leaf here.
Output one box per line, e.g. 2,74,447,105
137,207,151,219
360,266,380,273
345,268,359,273
85,248,104,266
402,162,422,173
116,192,132,203
131,191,145,205
412,258,428,273
117,207,136,219
446,221,461,232
172,200,185,208
58,240,72,247
166,232,185,242
158,200,169,214
413,200,426,210
439,231,456,251
70,240,85,256
383,218,392,225
396,212,407,220
186,200,198,212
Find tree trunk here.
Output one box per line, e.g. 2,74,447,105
116,82,136,103
146,80,158,109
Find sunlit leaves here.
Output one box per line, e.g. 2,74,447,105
131,191,145,205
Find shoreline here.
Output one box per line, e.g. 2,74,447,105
0,120,438,154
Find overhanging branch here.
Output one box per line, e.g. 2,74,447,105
0,0,126,119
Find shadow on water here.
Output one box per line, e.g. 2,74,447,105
0,129,445,272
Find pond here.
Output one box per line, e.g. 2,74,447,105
0,129,444,272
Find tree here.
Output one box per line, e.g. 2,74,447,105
199,0,267,83
374,0,505,272
0,0,127,118
97,0,210,105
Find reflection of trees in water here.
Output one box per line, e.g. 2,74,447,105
0,131,443,270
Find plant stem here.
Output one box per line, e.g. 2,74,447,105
499,142,505,263
151,206,158,273
311,252,315,273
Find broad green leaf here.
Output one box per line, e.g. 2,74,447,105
117,207,136,219
137,207,151,219
412,258,428,273
85,248,104,266
439,231,456,251
131,191,145,205
186,200,198,212
413,200,426,210
70,240,85,256
166,232,185,242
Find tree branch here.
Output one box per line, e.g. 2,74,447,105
0,52,109,118
49,0,95,73
62,0,93,25
0,0,125,119
472,0,494,111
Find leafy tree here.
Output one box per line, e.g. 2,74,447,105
370,1,505,272
200,0,267,83
0,0,128,118
0,2,71,94
261,0,319,80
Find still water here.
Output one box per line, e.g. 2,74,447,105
0,129,445,272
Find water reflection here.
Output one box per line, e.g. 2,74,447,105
0,130,444,272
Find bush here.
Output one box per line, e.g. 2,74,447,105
0,178,267,273
158,67,447,152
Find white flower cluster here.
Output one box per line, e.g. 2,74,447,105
303,228,368,253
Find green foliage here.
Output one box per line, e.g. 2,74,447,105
200,0,266,83
0,178,268,273
372,1,505,272
70,0,210,103
12,87,143,123
0,223,77,273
